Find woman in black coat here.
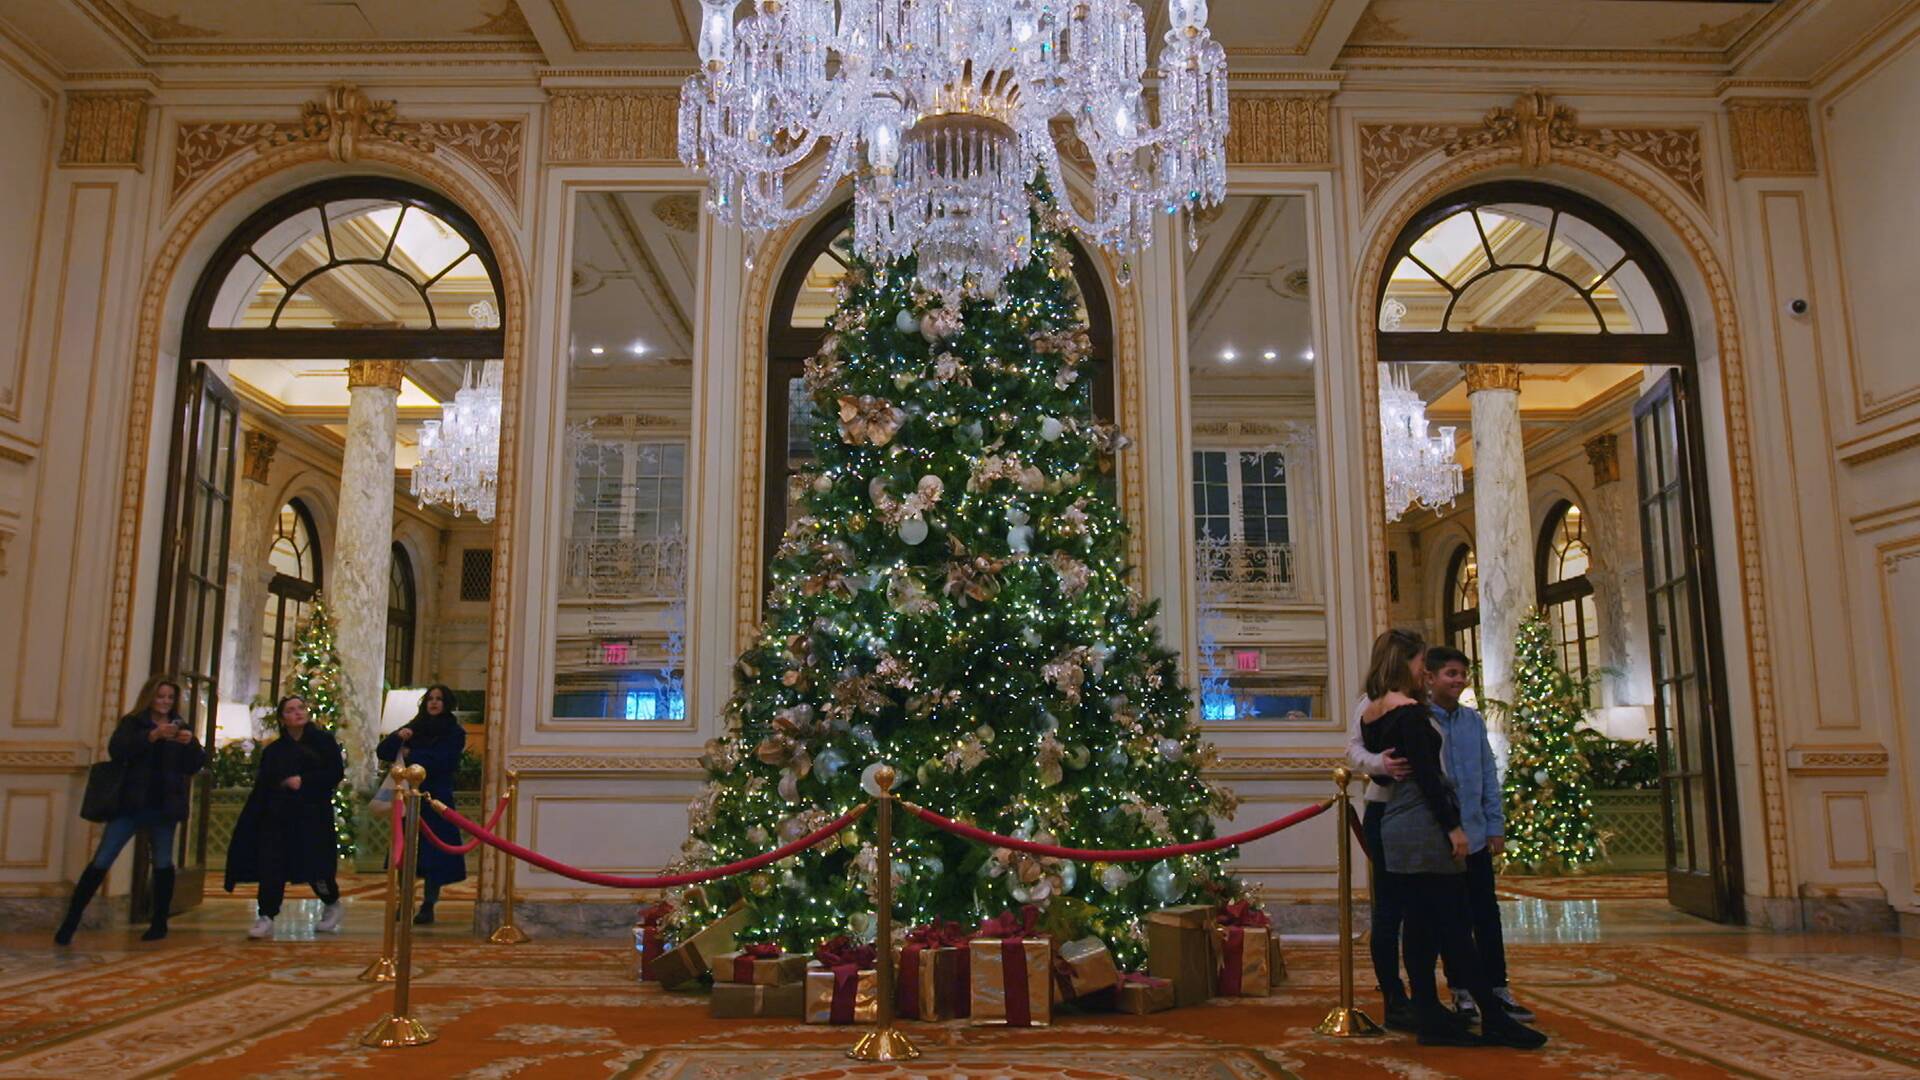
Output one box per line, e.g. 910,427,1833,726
55,675,205,945
376,684,466,924
225,695,346,940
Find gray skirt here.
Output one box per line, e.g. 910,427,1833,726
1379,778,1464,876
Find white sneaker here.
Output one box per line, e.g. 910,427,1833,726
1452,989,1479,1018
248,916,274,940
1493,986,1536,1023
315,902,345,934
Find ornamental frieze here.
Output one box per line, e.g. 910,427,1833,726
1358,92,1705,210
170,84,525,210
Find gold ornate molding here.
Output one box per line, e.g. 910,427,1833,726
345,360,408,392
1585,433,1620,488
242,430,279,484
1462,363,1522,395
1225,94,1331,166
1725,98,1817,178
1785,744,1890,776
652,192,700,232
1358,93,1705,210
60,90,149,170
170,86,525,208
545,89,680,164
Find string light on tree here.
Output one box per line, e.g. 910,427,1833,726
669,189,1244,966
1498,609,1598,872
287,594,357,858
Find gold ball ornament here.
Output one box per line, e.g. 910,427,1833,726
748,872,774,896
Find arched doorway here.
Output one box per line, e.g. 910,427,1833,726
758,203,1116,599
1376,180,1740,922
150,176,506,915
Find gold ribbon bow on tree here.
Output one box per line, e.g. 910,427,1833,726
837,395,905,446
943,536,1007,603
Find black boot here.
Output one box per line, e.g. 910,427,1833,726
142,868,175,942
1381,987,1419,1033
54,865,107,946
1477,998,1548,1050
412,880,438,925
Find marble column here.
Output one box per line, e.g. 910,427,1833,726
333,359,405,791
1464,363,1534,711
1583,433,1653,735
220,430,280,726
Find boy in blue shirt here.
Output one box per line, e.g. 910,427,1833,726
1426,646,1534,1023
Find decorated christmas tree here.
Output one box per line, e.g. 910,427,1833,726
287,594,356,857
1499,609,1598,872
674,196,1240,966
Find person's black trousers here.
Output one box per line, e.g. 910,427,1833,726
1399,870,1493,1013
255,842,341,919
1362,800,1407,999
1441,847,1510,990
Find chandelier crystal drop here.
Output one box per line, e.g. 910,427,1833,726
679,0,1229,298
412,360,502,523
1379,365,1463,522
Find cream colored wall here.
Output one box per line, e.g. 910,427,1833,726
0,29,1911,930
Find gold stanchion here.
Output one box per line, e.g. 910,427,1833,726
488,770,530,945
848,766,919,1062
361,764,436,1049
1315,766,1383,1038
359,779,403,983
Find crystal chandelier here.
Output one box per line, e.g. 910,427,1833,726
412,302,503,522
1379,365,1463,522
679,0,1229,297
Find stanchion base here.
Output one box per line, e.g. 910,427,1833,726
1314,1006,1386,1038
488,924,530,945
358,956,398,983
359,1014,436,1048
847,1027,921,1061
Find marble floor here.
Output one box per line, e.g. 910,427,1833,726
1,889,1914,1079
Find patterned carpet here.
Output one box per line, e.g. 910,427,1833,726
2,926,1915,1079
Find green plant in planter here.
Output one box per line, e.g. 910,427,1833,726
208,740,264,788
1575,728,1660,790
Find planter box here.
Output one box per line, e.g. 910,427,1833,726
1589,788,1664,872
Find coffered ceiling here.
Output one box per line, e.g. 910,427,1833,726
1,0,1903,79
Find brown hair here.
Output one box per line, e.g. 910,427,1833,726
1364,629,1428,701
131,674,184,720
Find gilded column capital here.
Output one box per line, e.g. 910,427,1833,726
346,360,408,392
61,90,150,170
1724,98,1816,178
1461,363,1522,395
1585,432,1621,488
242,430,279,484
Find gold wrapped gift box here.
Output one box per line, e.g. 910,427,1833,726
652,902,749,989
1113,975,1176,1014
898,945,971,1021
710,981,806,1019
1214,923,1276,997
712,948,809,987
804,961,878,1025
969,938,1052,1027
1051,936,1120,1002
1145,904,1218,1007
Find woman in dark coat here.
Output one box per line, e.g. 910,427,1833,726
377,684,466,924
225,695,346,939
55,675,205,945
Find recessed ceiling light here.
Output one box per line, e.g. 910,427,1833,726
1262,350,1277,361
589,346,605,355
1221,348,1237,362
629,341,649,356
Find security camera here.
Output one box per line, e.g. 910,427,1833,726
1788,298,1809,317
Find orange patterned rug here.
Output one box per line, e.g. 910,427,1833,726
219,872,477,902
1496,873,1669,901
1,932,1914,1078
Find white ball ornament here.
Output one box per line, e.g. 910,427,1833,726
895,309,920,333
898,516,930,545
1157,738,1184,763
1146,860,1183,904
1533,769,1549,785
1039,416,1065,442
1099,864,1132,893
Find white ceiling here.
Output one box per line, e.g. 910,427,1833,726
1187,195,1317,388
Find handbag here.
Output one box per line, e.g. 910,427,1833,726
368,748,406,815
79,759,129,823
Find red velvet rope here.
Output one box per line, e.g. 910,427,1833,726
389,791,406,861
1346,802,1371,862
415,794,514,857
426,798,870,889
899,797,1335,862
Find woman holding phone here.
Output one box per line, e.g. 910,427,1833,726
54,675,205,945
376,684,466,924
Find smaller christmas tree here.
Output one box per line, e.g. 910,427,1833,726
287,595,355,858
1498,609,1598,872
